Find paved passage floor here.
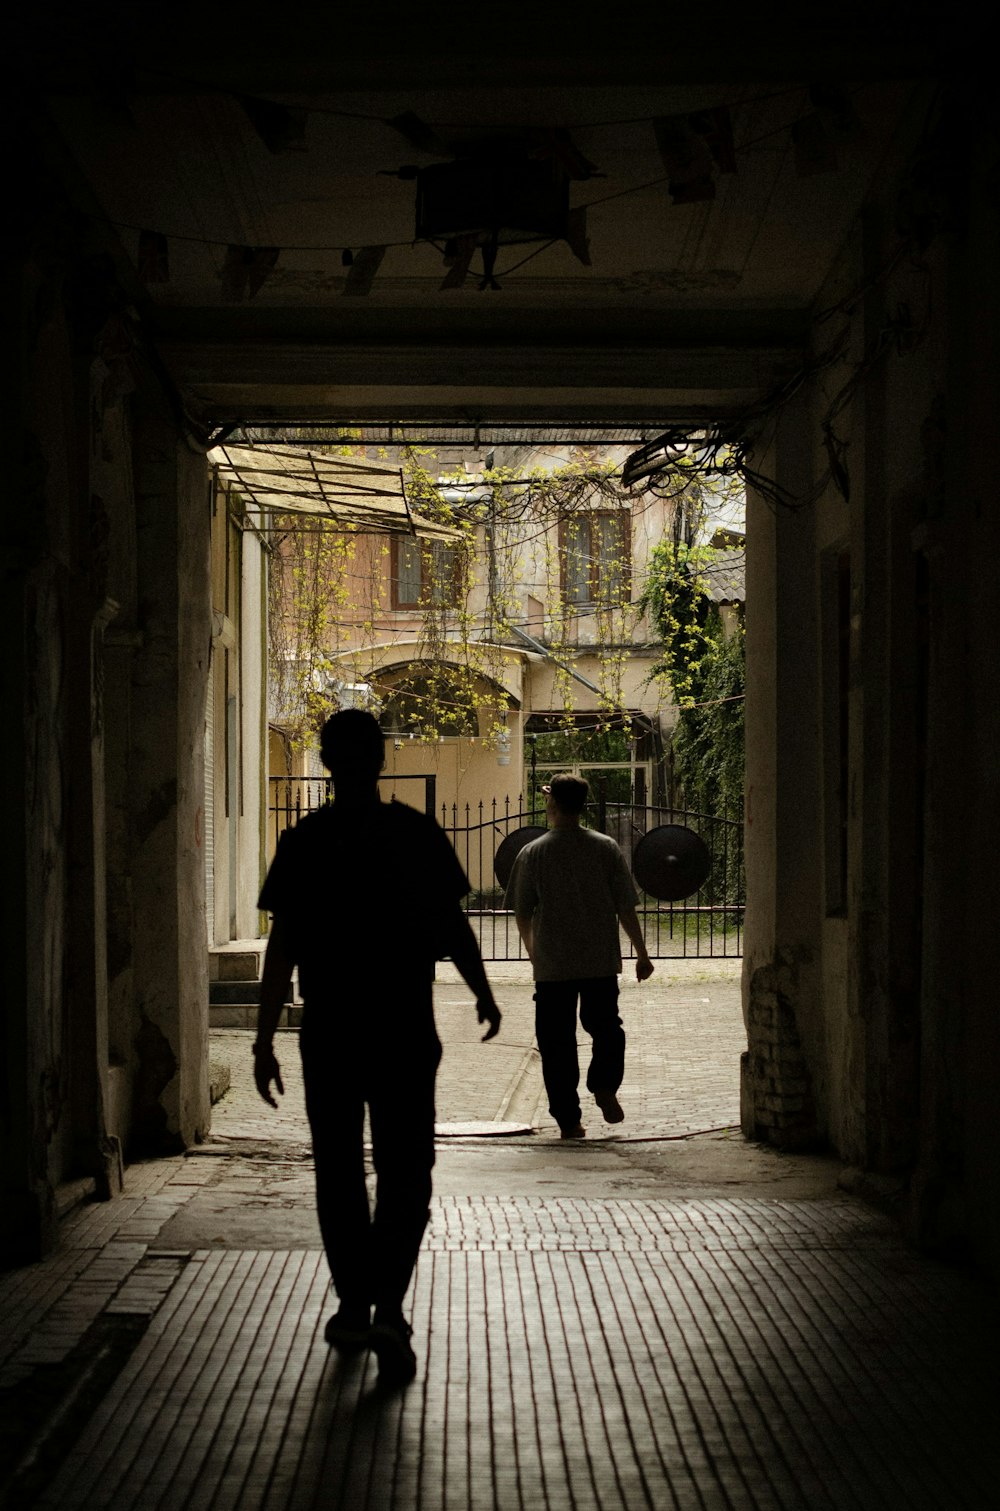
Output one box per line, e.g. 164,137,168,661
2,963,998,1509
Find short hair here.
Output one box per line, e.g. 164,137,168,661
546,772,589,814
319,709,385,773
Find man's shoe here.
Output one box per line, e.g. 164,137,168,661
593,1089,625,1124
370,1314,417,1386
324,1302,371,1350
560,1122,586,1139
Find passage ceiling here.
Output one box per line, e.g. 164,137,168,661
22,6,949,431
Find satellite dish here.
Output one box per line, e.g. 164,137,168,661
632,824,711,902
494,825,547,890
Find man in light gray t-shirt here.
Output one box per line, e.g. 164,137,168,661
505,772,653,1137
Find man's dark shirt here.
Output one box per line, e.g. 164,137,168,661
258,797,470,1010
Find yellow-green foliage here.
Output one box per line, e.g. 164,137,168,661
640,539,745,820
270,444,645,747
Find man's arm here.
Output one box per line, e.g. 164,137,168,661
619,907,654,981
254,915,293,1105
514,913,533,962
504,851,534,967
439,903,502,1040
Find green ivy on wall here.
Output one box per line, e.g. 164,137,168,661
639,539,745,821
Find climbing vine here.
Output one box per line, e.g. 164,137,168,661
639,541,720,705
639,538,745,820
267,511,360,742
267,440,644,748
671,626,745,819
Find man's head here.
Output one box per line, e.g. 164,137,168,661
543,772,589,818
319,709,385,791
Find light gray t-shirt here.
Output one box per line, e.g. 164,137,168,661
505,825,639,982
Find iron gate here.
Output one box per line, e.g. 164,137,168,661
442,795,743,961
266,778,744,960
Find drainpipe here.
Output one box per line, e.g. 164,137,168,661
506,624,604,697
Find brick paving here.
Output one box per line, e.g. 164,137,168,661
3,962,999,1509
22,1203,1000,1511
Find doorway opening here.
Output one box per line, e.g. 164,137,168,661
208,419,747,1148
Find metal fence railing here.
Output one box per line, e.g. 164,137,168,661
441,795,744,961
266,779,744,960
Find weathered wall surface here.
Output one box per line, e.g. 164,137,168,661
237,505,269,940
742,92,1000,1273
742,402,829,1153
3,258,75,1258
910,126,1000,1266
206,486,269,945
130,396,211,1149
3,172,214,1257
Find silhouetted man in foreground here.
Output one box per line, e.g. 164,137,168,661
254,710,501,1386
506,773,653,1138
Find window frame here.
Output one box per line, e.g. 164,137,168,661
558,510,631,606
391,535,464,610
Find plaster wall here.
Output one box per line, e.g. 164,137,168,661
82,363,142,1184
523,652,662,722
102,408,140,1152
741,95,1000,1272
235,503,269,940
812,482,853,1153
208,631,233,945
3,266,146,1255
948,160,1000,1270
208,490,237,945
907,134,1000,1264
742,468,778,990
2,278,76,1257
129,395,211,1149
741,403,826,1153
853,204,940,1182
382,727,525,821
206,488,269,944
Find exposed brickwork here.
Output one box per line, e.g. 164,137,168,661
742,961,820,1150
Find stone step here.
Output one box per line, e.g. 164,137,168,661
209,949,265,982
209,1003,303,1029
210,980,262,1006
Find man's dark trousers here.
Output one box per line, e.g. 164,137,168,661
300,1003,441,1314
533,976,625,1131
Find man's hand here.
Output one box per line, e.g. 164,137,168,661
253,1043,285,1107
477,997,502,1041
635,955,654,982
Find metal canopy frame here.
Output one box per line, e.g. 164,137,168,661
208,443,461,539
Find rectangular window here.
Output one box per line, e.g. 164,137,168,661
596,512,626,601
395,538,423,606
563,516,592,604
392,537,461,609
560,512,630,604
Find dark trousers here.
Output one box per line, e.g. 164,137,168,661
300,1009,441,1315
533,976,625,1131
